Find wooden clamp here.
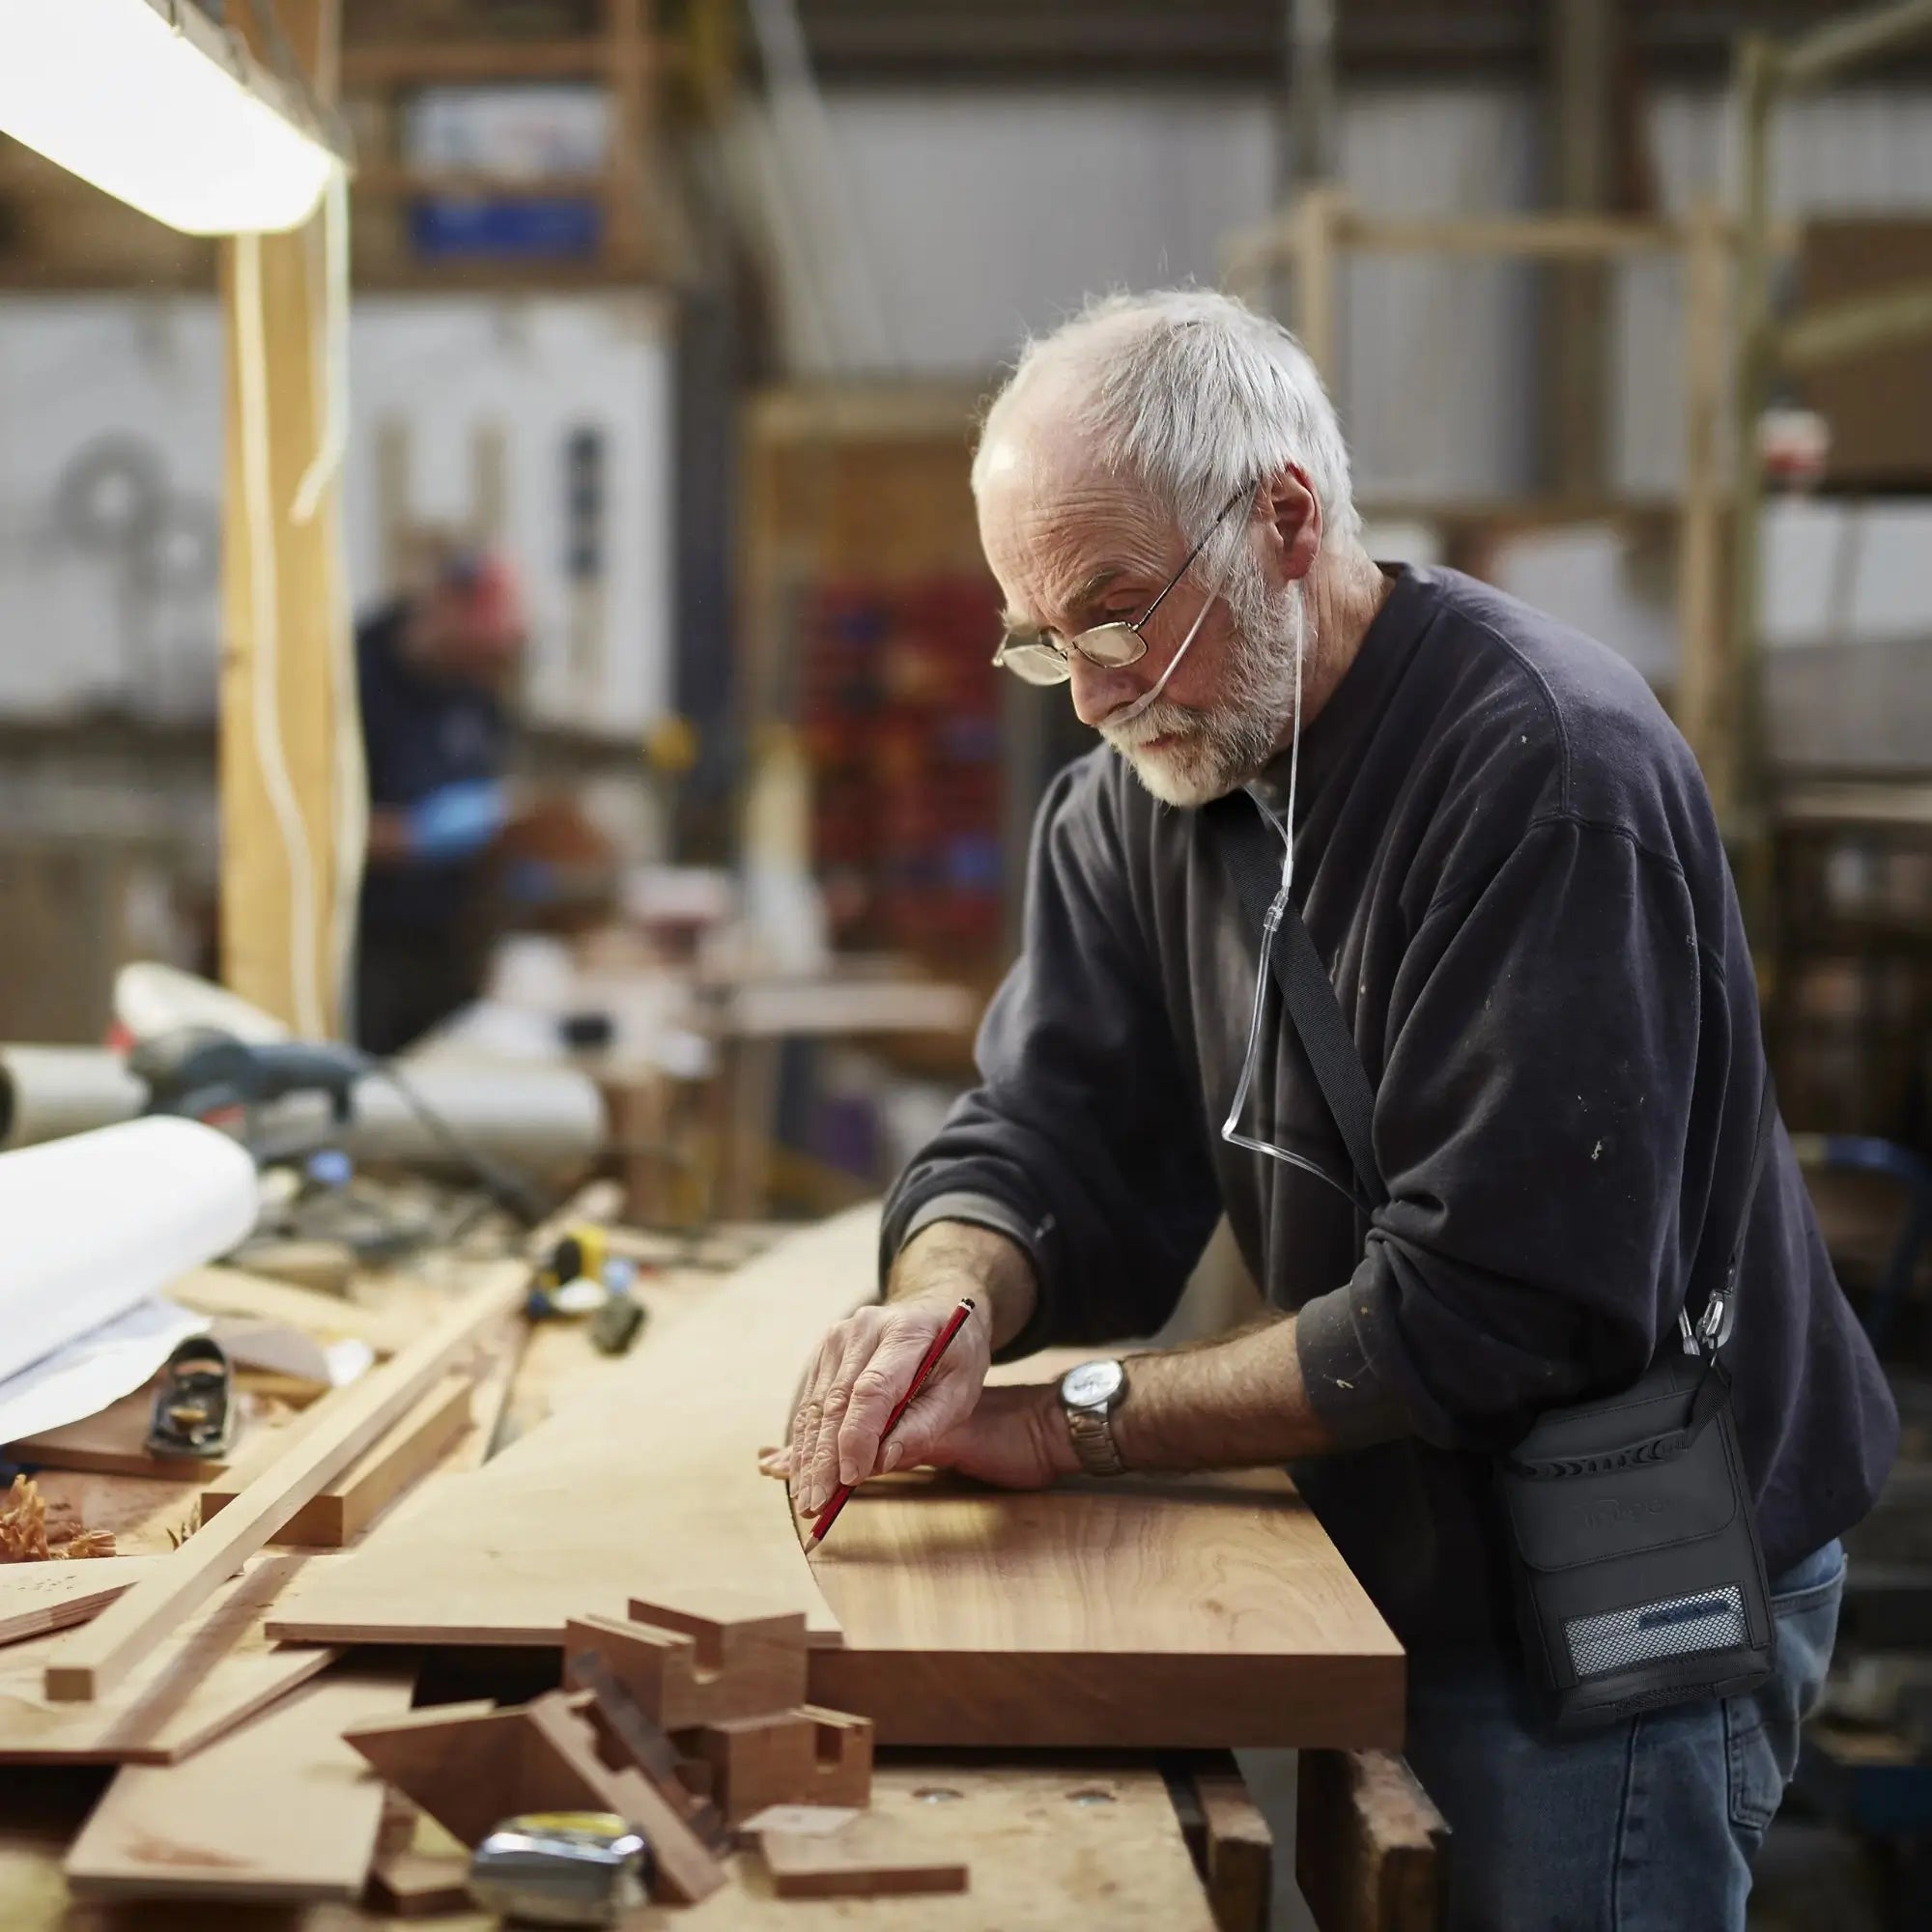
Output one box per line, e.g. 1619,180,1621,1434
563,1595,809,1727
565,1597,870,1821
565,1646,729,1850
345,1690,727,1906
676,1705,872,1824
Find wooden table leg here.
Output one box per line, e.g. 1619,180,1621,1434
1295,1747,1449,1932
1168,1750,1275,1932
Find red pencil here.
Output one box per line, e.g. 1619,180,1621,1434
804,1296,977,1550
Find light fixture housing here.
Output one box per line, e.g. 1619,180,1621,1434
0,0,348,236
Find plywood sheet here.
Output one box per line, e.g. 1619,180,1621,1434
0,1552,333,1763
270,1210,1403,1750
64,1663,413,1903
270,1212,870,1647
0,1560,152,1647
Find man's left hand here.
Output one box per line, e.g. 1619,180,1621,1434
760,1382,1078,1498
921,1382,1080,1491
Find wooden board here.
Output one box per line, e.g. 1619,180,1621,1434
270,1213,868,1647
44,1261,527,1701
0,1561,151,1647
762,1819,968,1898
201,1372,472,1547
806,1466,1403,1748
64,1662,413,1902
0,1551,334,1764
270,1211,1402,1750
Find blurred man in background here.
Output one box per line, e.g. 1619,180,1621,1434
354,544,526,1056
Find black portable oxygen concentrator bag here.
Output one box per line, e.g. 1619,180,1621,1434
1212,793,1777,1729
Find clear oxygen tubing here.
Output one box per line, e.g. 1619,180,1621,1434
1101,485,1256,733
1215,588,1358,1207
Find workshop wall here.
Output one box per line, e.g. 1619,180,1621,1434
0,294,675,734
735,79,1932,505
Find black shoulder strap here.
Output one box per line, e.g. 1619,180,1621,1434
1208,791,1387,1211
1208,788,1776,1349
1703,1072,1778,1351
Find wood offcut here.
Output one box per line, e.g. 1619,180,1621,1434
43,1261,527,1702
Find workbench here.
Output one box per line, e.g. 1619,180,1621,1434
0,1218,1294,1929
0,1208,1443,1930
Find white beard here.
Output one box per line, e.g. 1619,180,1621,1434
1101,582,1307,809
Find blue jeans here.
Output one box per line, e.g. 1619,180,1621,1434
1404,1541,1845,1931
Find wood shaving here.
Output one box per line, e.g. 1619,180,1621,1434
0,1476,118,1561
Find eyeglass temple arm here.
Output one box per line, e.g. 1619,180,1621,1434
1134,482,1255,630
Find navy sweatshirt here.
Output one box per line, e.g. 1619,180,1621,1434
882,564,1897,1655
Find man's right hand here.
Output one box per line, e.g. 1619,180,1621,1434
773,1220,1036,1518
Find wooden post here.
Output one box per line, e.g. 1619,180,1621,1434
1720,34,1779,928
1296,1748,1448,1932
1293,187,1343,388
1674,199,1730,788
219,0,356,1036
1541,0,1619,497
605,0,653,275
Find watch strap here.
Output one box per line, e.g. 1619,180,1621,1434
1062,1372,1127,1477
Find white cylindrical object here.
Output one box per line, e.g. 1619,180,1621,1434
0,1046,146,1151
0,1119,260,1384
249,1059,608,1183
344,1061,607,1181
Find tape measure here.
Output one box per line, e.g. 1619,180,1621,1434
469,1810,650,1925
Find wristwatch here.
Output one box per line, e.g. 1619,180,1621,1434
1059,1359,1129,1476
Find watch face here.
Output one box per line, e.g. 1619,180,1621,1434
1062,1359,1125,1409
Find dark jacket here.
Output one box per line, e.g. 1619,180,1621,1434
881,564,1897,1653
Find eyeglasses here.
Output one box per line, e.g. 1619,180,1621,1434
990,482,1254,687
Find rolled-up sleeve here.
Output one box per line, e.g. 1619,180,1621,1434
1294,813,1715,1451
881,754,1223,1360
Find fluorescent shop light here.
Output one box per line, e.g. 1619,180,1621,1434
0,0,343,235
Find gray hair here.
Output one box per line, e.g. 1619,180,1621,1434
971,288,1360,553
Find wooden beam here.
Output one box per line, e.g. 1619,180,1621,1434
200,1371,472,1547
605,0,654,276
41,1264,526,1703
219,0,356,1036
1777,0,1932,90
1541,0,1620,496
1293,187,1343,382
0,1553,337,1767
341,39,611,84
1674,199,1731,793
1341,212,1681,259
1775,275,1932,372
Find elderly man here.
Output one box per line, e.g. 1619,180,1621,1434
770,291,1896,1927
